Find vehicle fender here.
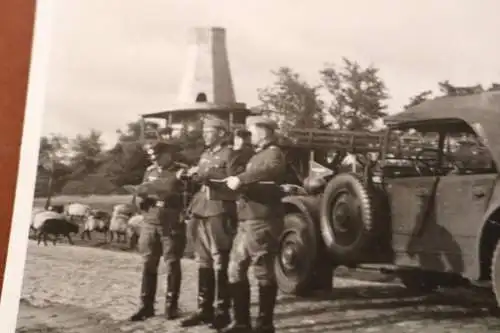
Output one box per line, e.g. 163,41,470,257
281,195,321,245
474,178,500,280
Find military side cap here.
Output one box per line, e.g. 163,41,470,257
246,115,278,130
203,117,228,130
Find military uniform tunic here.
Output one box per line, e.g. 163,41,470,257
188,144,240,270
228,140,287,285
135,164,186,301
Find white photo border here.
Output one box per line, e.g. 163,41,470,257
0,1,55,332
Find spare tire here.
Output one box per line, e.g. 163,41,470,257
319,173,375,261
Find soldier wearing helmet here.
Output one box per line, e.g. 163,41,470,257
178,117,243,330
129,141,186,322
221,116,286,333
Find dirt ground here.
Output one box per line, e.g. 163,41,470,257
15,240,500,333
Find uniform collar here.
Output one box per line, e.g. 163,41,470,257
209,143,225,153
255,138,276,152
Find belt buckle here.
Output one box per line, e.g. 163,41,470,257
156,201,165,208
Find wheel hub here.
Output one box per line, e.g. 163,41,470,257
281,243,298,270
332,198,350,233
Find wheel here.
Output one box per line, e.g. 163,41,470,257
398,270,439,293
319,173,376,261
275,213,318,295
491,240,500,307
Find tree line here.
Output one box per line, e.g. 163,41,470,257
35,57,500,197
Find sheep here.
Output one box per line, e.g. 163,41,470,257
30,207,46,237
30,205,66,236
81,210,111,241
108,204,136,243
65,202,91,224
126,214,144,250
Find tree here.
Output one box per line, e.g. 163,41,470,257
257,67,327,131
488,83,500,92
96,141,149,187
320,58,389,130
69,130,104,179
438,80,484,96
404,80,500,110
320,58,389,131
404,90,434,109
117,119,160,142
35,134,71,202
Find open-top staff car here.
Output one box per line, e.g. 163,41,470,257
277,91,500,306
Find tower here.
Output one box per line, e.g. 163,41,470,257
142,27,249,135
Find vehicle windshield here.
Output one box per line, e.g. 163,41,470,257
385,127,440,166
383,123,495,175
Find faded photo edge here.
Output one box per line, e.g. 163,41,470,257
0,1,55,332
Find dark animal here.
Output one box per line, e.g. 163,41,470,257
37,218,79,246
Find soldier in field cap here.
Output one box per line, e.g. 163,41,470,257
178,116,245,330
231,128,254,174
129,140,186,322
220,115,286,333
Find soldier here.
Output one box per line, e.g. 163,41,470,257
221,116,287,333
226,129,255,231
231,129,254,172
178,117,240,330
129,141,186,322
233,128,251,150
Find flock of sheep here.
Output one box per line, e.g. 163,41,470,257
30,202,145,249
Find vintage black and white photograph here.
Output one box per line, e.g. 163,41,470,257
7,0,500,332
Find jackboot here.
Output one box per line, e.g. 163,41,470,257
164,262,181,320
129,272,157,321
218,280,252,333
179,267,215,327
209,269,231,329
254,283,278,333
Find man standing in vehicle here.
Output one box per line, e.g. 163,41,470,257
178,117,240,330
129,141,186,322
221,116,287,333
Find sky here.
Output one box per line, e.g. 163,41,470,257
41,0,500,147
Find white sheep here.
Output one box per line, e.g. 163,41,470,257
126,214,144,250
65,202,91,224
81,210,111,241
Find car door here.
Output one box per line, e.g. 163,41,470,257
385,176,439,255
381,127,441,263
412,173,496,274
418,130,497,274
428,133,498,273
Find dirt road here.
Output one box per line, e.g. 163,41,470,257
16,240,500,332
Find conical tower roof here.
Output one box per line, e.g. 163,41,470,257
144,27,249,119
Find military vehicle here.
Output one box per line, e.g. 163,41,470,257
276,91,500,309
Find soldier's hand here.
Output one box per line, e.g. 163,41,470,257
176,169,186,180
224,176,241,190
187,166,199,176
